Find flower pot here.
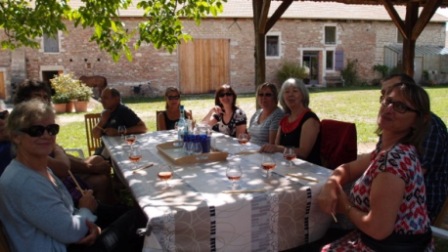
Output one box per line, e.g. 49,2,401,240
66,100,76,113
75,100,89,112
53,103,67,114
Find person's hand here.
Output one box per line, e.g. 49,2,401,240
259,144,278,153
76,220,101,246
78,190,98,213
317,179,340,215
212,106,223,115
86,156,111,174
334,183,350,214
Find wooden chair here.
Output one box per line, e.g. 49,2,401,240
320,119,357,170
156,110,193,131
85,113,102,156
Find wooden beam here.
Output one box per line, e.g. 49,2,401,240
265,0,293,33
258,0,271,35
381,0,407,39
412,0,442,40
402,2,418,77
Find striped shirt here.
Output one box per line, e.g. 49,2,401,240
248,107,284,146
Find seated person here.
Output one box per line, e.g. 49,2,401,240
260,78,321,166
157,87,192,130
0,99,146,252
202,84,247,137
0,101,12,175
13,79,116,205
317,82,433,251
248,82,284,145
92,87,147,144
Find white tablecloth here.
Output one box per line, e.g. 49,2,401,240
103,131,332,252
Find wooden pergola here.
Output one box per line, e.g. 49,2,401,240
252,0,448,86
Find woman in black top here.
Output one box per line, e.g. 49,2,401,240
157,87,192,130
260,78,321,165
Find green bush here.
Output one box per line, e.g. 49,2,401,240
341,59,360,86
276,61,308,84
373,64,389,78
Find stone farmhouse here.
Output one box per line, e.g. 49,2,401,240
1,0,447,100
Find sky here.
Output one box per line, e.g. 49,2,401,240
436,8,448,30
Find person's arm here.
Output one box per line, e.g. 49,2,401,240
295,118,320,159
268,110,284,145
317,154,371,215
157,112,167,131
125,120,147,134
93,110,111,139
336,172,405,240
202,107,220,127
260,128,282,153
185,110,193,120
235,124,247,138
68,155,110,175
47,144,70,178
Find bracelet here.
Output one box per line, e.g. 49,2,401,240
345,204,353,215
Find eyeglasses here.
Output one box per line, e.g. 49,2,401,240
381,98,419,114
19,124,60,137
0,110,7,120
258,93,273,98
167,95,180,100
218,92,233,98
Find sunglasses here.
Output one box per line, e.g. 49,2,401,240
167,95,180,100
258,93,273,98
381,98,419,114
19,124,60,137
218,92,233,98
0,110,7,120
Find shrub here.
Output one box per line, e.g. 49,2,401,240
276,61,308,84
373,64,389,78
341,59,359,86
51,73,92,101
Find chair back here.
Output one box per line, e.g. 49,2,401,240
85,113,102,156
320,119,357,170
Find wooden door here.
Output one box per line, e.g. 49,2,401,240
179,39,230,94
0,72,5,99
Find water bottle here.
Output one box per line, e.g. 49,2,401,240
177,105,188,141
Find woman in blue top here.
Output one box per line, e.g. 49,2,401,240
157,87,192,130
203,84,247,137
0,99,145,252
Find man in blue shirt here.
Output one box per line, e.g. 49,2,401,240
381,73,448,222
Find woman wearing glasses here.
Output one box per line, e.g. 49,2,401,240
317,82,433,251
0,99,146,252
260,78,321,165
203,84,247,137
248,83,284,145
157,87,192,130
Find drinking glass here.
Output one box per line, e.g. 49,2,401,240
118,125,126,139
157,165,174,189
226,164,242,189
261,154,276,178
237,133,249,152
125,134,136,146
192,141,204,160
128,145,142,170
283,147,296,167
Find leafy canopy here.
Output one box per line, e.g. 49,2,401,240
0,0,226,61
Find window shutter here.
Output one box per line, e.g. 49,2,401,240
335,50,344,71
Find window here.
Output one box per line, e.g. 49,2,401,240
266,35,280,57
325,26,336,45
43,33,59,53
326,50,334,70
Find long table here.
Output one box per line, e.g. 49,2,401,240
103,131,333,251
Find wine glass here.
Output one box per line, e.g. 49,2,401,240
157,165,174,189
226,164,242,190
192,141,204,160
118,125,126,139
128,145,142,170
125,134,136,146
237,133,249,152
283,147,296,167
261,154,276,178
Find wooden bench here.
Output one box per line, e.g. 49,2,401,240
325,75,344,87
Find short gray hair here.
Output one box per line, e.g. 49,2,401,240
278,78,310,114
7,99,55,137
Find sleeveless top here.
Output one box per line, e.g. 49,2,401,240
279,110,321,165
163,111,188,130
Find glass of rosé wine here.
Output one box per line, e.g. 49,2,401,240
283,146,296,167
157,165,174,189
128,145,142,170
226,164,242,190
261,154,276,178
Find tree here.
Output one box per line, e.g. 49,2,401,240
0,0,226,61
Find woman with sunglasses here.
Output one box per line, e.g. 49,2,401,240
260,78,321,165
317,82,433,251
203,84,247,137
0,99,146,252
247,83,284,145
157,87,192,130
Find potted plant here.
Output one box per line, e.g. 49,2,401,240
74,84,93,112
52,93,70,113
50,73,82,113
